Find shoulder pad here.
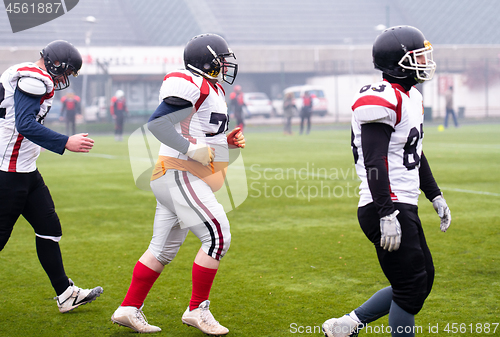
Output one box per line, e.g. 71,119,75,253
17,77,46,97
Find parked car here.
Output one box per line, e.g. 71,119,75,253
281,85,328,116
84,96,107,122
242,92,274,118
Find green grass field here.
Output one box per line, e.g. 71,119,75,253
0,121,499,337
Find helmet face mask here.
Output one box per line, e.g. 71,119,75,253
398,41,436,82
218,53,238,85
41,40,82,91
49,64,79,90
373,26,436,83
184,34,238,85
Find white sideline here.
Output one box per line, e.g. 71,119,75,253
440,187,500,197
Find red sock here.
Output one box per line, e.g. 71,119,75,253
121,261,161,308
189,262,218,310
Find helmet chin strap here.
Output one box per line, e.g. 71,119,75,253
187,64,218,81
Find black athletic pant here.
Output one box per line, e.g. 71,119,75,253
234,108,244,128
65,111,76,136
300,108,311,134
358,202,434,315
0,170,69,295
115,111,125,136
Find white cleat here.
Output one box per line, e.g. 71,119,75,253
111,305,161,333
322,315,361,337
56,279,103,313
181,300,229,336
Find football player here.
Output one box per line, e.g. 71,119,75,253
229,84,245,131
0,40,103,313
110,89,128,141
60,90,81,135
322,26,451,337
111,33,245,335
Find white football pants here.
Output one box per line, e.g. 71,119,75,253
148,170,231,265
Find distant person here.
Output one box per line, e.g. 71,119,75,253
299,91,313,134
0,40,102,313
444,85,458,128
60,91,80,135
283,92,294,135
110,90,128,141
229,84,245,131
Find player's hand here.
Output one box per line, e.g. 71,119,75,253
380,210,401,252
65,133,94,153
432,194,451,232
186,142,214,166
227,127,245,148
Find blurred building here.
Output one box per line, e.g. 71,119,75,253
1,0,499,121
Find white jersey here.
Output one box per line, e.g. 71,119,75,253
351,80,424,207
157,69,229,163
0,62,54,173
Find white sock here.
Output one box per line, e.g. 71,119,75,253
349,310,362,324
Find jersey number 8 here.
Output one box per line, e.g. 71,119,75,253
403,123,423,170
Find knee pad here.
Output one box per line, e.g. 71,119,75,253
392,272,430,315
148,239,185,266
218,232,231,257
152,247,180,266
